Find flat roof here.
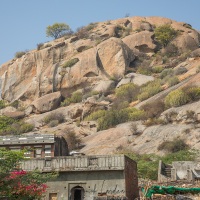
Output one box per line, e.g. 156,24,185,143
0,134,55,145
21,155,131,172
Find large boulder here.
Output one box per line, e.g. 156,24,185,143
173,33,199,53
3,111,25,119
0,106,17,115
97,37,135,78
32,92,61,113
122,31,157,53
93,80,115,93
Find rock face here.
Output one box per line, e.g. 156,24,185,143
1,16,200,156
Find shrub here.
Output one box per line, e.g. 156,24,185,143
48,120,59,127
9,100,19,109
86,107,144,131
0,120,34,135
37,43,44,50
160,69,174,79
19,123,34,133
43,112,65,124
130,123,140,135
186,110,197,121
97,109,129,130
167,76,179,87
163,43,179,57
151,66,163,73
164,111,178,123
62,58,79,68
61,91,82,106
112,100,129,110
115,25,125,38
0,116,15,133
125,107,145,121
158,139,188,153
124,152,160,180
115,83,139,102
0,100,6,109
75,26,89,39
143,118,165,126
141,100,165,118
174,67,188,75
138,80,163,101
85,22,97,31
15,51,26,58
85,110,107,121
165,89,190,108
183,86,200,101
154,24,178,47
136,61,152,75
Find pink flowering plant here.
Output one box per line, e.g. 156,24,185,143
0,149,56,200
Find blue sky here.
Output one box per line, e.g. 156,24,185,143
0,0,200,66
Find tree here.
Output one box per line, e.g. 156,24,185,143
46,23,71,39
0,149,56,199
154,24,178,47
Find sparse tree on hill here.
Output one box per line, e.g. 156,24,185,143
46,23,71,39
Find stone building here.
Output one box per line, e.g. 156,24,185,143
0,134,68,158
158,160,200,183
21,155,139,200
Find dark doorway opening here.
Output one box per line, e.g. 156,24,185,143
71,186,84,200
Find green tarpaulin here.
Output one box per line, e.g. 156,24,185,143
144,186,200,198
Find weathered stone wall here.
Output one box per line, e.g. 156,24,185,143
46,171,125,200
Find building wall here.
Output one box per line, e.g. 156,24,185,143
124,156,139,200
21,155,138,200
45,171,125,200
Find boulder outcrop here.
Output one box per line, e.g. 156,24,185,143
32,92,61,113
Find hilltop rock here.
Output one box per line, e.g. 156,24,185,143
1,16,200,156
122,31,157,53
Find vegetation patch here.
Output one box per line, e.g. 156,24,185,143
0,100,6,109
61,91,82,106
154,24,178,47
166,76,180,87
62,58,79,68
123,150,197,180
0,116,34,135
43,112,65,126
158,139,189,153
85,107,144,131
115,83,139,102
165,89,190,108
138,80,163,101
15,51,27,58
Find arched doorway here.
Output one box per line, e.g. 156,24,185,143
71,186,85,200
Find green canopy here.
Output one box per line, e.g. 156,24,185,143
144,186,200,198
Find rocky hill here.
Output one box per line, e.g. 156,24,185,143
1,16,200,156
